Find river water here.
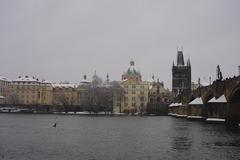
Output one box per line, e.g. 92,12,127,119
0,114,240,160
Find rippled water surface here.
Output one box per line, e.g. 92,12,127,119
0,114,240,160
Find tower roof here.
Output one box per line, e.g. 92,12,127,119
177,50,185,66
127,60,139,75
122,60,142,81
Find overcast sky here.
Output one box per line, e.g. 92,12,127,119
0,0,239,89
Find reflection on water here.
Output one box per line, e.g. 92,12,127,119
0,114,239,160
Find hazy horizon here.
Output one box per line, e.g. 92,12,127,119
0,0,240,89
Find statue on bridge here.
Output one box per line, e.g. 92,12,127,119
216,65,223,81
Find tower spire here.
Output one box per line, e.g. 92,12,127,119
130,59,134,66
83,73,87,80
187,58,191,66
177,50,185,66
106,73,110,82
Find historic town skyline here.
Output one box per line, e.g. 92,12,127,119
1,0,240,89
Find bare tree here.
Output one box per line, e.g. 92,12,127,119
111,81,125,113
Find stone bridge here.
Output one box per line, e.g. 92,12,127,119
169,76,240,125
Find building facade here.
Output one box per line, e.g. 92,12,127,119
113,60,149,114
147,78,172,115
10,76,53,107
52,83,80,107
172,50,191,97
0,76,11,104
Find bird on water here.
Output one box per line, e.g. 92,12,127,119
53,123,57,127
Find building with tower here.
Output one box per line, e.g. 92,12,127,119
113,60,149,114
172,50,191,97
147,78,172,115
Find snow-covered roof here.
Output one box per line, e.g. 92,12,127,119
169,103,174,107
177,103,183,106
192,81,210,87
189,97,203,105
201,82,210,87
0,96,5,99
42,80,52,84
13,76,39,83
169,103,182,107
80,79,91,85
52,83,78,88
0,75,11,82
208,95,227,103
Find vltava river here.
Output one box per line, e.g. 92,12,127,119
0,114,240,160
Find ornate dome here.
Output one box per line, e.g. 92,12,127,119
122,60,141,81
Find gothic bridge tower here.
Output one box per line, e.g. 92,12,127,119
172,50,191,97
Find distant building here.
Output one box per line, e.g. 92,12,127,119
10,76,53,106
52,82,79,107
172,50,191,97
0,75,11,104
78,74,91,107
147,78,172,115
113,60,149,114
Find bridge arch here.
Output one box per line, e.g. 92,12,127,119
202,92,214,104
227,83,240,124
229,85,240,103
203,92,214,118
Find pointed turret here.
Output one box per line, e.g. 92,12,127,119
187,58,191,67
152,74,155,81
83,74,87,80
130,59,135,66
106,73,110,82
177,50,185,66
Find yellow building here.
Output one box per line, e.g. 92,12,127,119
10,76,53,106
78,75,91,106
40,80,53,105
52,83,80,106
148,78,172,103
11,76,41,105
113,60,149,114
0,76,11,104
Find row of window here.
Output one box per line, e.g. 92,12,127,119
0,81,10,86
124,91,145,95
16,91,38,94
124,85,146,89
15,86,39,90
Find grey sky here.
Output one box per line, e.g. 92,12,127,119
0,0,239,89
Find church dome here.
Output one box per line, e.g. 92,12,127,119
126,60,140,75
122,60,142,81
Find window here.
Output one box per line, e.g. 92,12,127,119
132,97,136,101
132,85,136,88
132,90,136,94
